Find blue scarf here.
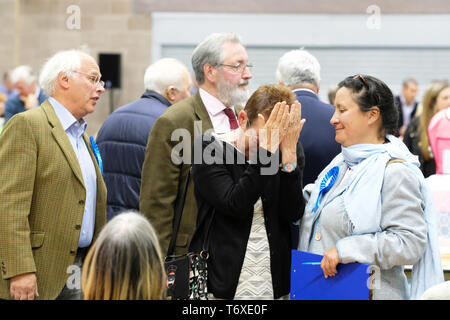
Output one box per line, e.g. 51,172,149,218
313,135,443,299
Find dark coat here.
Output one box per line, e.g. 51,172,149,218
295,90,341,186
395,95,418,130
403,117,436,178
189,133,305,299
96,91,171,220
4,90,48,122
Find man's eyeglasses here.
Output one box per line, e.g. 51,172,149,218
218,62,253,74
74,71,105,87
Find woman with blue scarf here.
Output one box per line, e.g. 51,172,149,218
298,75,443,299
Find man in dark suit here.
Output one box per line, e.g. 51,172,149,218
140,33,252,255
395,77,418,138
5,65,48,122
96,58,192,220
277,49,341,187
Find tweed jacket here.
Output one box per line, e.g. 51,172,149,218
140,92,242,255
0,100,107,300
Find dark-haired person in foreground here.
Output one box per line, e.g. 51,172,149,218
298,75,443,300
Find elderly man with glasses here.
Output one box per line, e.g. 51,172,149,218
4,65,48,122
0,50,107,300
140,33,252,256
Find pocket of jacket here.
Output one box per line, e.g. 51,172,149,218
30,231,45,249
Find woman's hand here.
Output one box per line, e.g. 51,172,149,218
279,101,305,166
280,100,305,154
321,246,341,278
258,101,290,153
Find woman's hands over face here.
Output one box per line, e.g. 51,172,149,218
258,101,305,154
258,101,290,153
280,100,305,154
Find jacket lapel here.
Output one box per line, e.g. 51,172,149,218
41,100,85,188
193,92,214,132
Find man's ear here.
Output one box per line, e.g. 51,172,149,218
58,72,70,90
203,64,217,84
165,86,178,103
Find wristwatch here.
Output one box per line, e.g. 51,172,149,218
281,162,297,173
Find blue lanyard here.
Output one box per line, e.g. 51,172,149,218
90,136,103,175
312,166,339,213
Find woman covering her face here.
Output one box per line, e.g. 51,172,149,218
298,75,444,300
189,84,306,300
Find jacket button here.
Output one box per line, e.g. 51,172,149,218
79,200,85,205
70,250,76,255
75,225,81,230
315,233,321,241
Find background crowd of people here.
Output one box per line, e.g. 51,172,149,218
0,31,449,301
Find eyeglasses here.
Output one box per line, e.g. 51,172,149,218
352,74,368,88
218,62,253,74
74,71,105,87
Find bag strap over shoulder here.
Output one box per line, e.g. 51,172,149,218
386,158,406,166
167,166,191,257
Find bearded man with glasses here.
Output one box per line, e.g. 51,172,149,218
140,33,253,256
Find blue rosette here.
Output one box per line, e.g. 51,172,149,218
312,166,339,213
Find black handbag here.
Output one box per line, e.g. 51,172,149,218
164,167,214,300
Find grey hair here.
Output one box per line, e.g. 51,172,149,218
144,58,189,94
191,32,243,85
96,211,162,256
10,65,36,85
402,77,418,88
276,49,321,88
39,49,94,96
82,210,166,299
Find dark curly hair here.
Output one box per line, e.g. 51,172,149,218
337,75,399,137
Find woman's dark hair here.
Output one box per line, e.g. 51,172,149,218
337,75,399,137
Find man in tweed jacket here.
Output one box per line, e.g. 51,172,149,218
0,50,107,300
140,33,251,256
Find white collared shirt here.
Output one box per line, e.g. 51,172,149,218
199,88,237,134
292,88,317,96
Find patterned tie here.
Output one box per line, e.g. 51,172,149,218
223,107,239,130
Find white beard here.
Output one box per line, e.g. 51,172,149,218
216,73,250,107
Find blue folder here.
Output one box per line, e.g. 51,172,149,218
291,250,370,300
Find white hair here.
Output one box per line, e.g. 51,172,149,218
143,58,189,94
191,33,243,85
276,49,321,88
10,65,36,85
39,49,94,96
